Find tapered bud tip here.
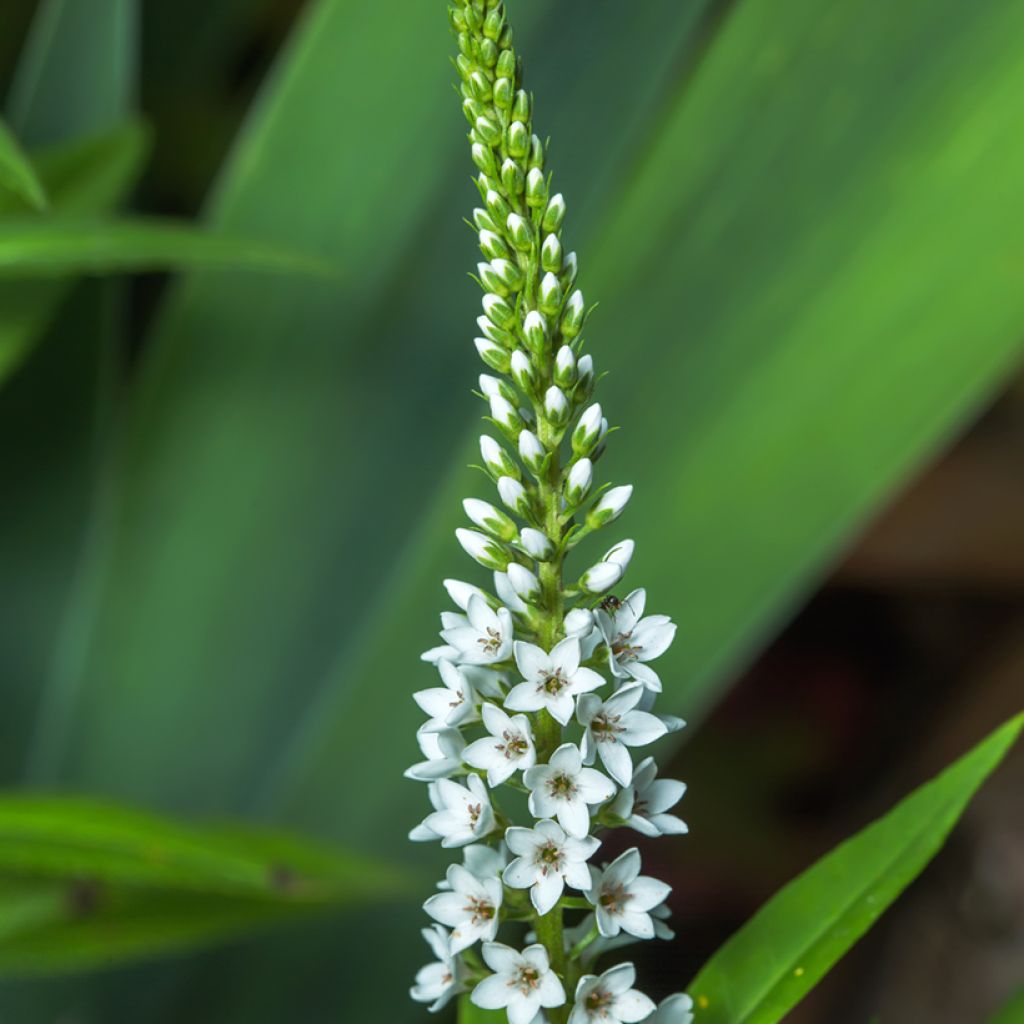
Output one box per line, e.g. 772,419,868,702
564,607,595,637
542,193,567,233
507,563,541,601
518,428,544,463
544,386,570,425
604,539,635,569
497,475,528,509
580,560,625,594
519,527,554,560
479,374,501,399
589,485,632,527
566,458,593,502
456,528,508,570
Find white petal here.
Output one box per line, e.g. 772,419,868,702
576,692,601,726
537,970,567,1008
547,692,575,725
423,892,468,928
617,910,655,939
615,989,657,1022
633,619,676,661
577,767,616,804
604,848,641,887
629,876,672,911
548,743,583,773
505,681,545,713
598,741,634,786
570,666,606,694
645,779,686,814
481,942,520,974
549,635,581,676
472,975,511,1010
504,857,538,889
481,701,511,736
619,711,667,747
562,860,593,891
600,962,636,995
531,871,564,915
514,640,549,680
649,813,689,836
558,798,591,839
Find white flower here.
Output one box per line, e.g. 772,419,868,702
405,727,466,781
460,842,508,882
585,849,671,939
520,527,553,560
424,862,502,953
607,756,687,837
464,703,536,786
643,995,694,1024
410,924,465,1013
409,782,445,842
580,560,624,595
577,685,667,786
472,942,566,1024
569,963,655,1024
503,819,599,914
505,637,605,726
442,595,514,666
597,589,676,692
420,775,495,848
413,660,477,730
524,743,616,838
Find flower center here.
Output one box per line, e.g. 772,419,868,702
467,802,482,826
599,881,630,915
591,711,624,743
585,987,615,1016
511,965,541,995
611,630,642,662
535,840,564,874
546,771,578,801
540,668,569,695
463,896,495,925
477,626,503,655
497,728,528,760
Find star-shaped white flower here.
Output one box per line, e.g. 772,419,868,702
607,756,687,837
596,589,676,692
410,924,465,1012
404,726,466,781
524,743,616,838
503,819,600,915
424,862,502,953
569,963,655,1024
413,660,477,731
442,594,514,665
464,702,536,786
472,942,566,1024
505,637,604,726
577,685,667,786
585,848,671,939
418,775,495,848
645,994,695,1024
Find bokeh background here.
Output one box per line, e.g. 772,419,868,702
0,0,1022,1021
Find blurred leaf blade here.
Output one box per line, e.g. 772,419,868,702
0,217,336,279
991,987,1024,1024
457,997,504,1023
0,119,47,210
688,714,1023,1023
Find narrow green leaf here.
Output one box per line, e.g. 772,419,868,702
0,881,64,942
0,119,48,210
991,987,1024,1024
0,795,408,901
0,218,336,279
688,715,1023,1024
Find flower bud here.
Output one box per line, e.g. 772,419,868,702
519,527,554,560
473,208,498,234
510,350,535,394
463,498,518,542
565,457,593,504
480,434,520,481
497,475,532,518
482,293,516,330
474,116,501,147
468,71,491,102
522,310,548,354
478,38,498,67
526,166,548,208
564,607,595,637
576,354,595,389
561,289,586,339
489,258,525,292
560,251,578,290
483,8,504,40
471,142,497,177
501,158,525,195
518,429,545,474
477,314,515,349
478,262,510,297
493,76,514,110
443,577,487,610
507,121,530,159
539,272,563,315
456,528,510,571
542,193,566,233
489,393,523,438
541,234,562,274
506,213,532,251
485,190,512,227
455,54,472,80
603,539,635,572
496,48,516,78
544,385,570,427
474,337,511,374
512,88,531,122
528,135,544,171
507,563,541,602
579,560,624,595
572,403,608,455
587,485,633,529
462,96,484,126
479,374,514,403
554,345,576,387
478,228,510,260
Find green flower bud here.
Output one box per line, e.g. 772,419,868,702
464,5,483,31
449,7,468,32
509,349,535,394
506,213,532,251
559,250,578,290
554,345,576,388
478,262,510,297
485,189,512,227
478,314,516,349
542,193,566,233
507,121,530,159
472,143,498,177
501,158,525,196
528,134,545,171
474,116,502,147
458,32,473,59
474,336,511,374
480,433,521,482
541,233,562,273
489,258,525,293
526,166,548,208
560,289,585,339
522,311,548,355
473,208,498,234
469,71,492,102
512,89,531,122
493,76,514,110
479,38,498,67
538,272,563,316
455,54,473,81
477,228,508,259
496,48,516,78
483,8,504,40
483,292,516,330
462,97,484,126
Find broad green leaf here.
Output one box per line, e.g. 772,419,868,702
688,714,1023,1024
0,218,336,279
0,119,47,210
0,795,409,900
991,988,1024,1024
458,996,504,1023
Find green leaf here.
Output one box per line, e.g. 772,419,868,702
0,218,336,279
688,714,1023,1024
991,987,1024,1024
0,119,48,211
457,996,505,1024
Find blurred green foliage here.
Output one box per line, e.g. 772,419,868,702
0,0,1021,1020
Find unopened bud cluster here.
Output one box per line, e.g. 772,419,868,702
409,4,692,1023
